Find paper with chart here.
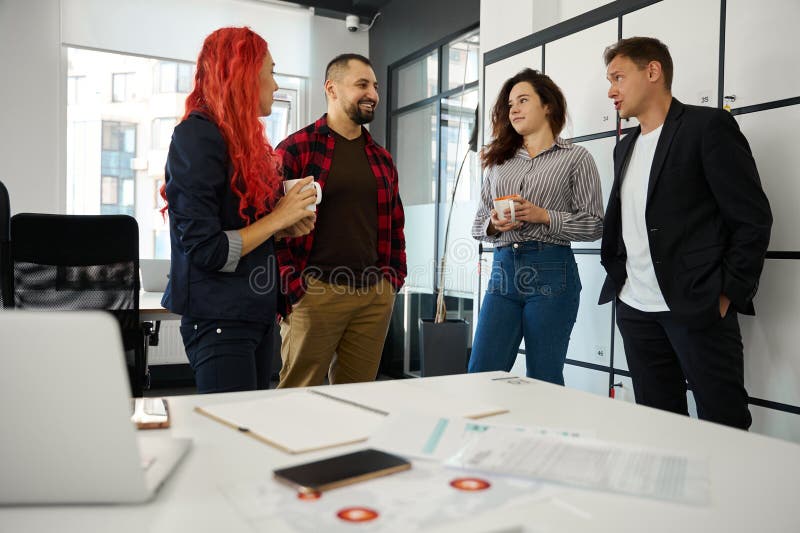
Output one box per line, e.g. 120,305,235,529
445,430,710,504
222,460,548,533
368,412,593,462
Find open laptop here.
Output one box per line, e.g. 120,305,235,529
140,259,170,292
0,311,191,504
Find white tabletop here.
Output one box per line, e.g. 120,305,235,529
139,291,179,322
2,372,799,532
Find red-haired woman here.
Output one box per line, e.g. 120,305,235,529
161,27,316,393
469,69,604,384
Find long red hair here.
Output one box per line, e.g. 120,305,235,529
162,27,282,222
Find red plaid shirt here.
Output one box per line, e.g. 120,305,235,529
275,115,407,312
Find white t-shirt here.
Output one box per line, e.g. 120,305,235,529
618,125,670,312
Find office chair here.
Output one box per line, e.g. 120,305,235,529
0,181,10,309
9,213,150,396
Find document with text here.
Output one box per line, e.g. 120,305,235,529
445,431,710,504
369,412,592,462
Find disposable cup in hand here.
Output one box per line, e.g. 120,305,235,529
283,178,322,211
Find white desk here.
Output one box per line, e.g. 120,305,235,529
139,291,179,322
2,372,799,532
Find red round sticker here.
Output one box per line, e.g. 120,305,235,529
450,477,491,491
336,507,380,522
297,490,321,501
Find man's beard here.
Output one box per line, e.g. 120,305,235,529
345,99,376,125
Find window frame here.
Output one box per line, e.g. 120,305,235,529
111,71,135,102
387,24,480,293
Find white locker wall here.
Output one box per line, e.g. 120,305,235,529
736,105,800,252
739,260,800,407
572,136,615,249
725,0,800,109
480,0,800,443
622,0,720,110
568,255,612,366
564,365,609,397
544,20,618,139
483,49,542,141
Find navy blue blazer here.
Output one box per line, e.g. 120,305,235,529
161,112,278,322
599,99,772,328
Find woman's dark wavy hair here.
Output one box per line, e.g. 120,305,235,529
481,68,567,168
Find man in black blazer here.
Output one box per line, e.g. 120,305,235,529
599,37,772,429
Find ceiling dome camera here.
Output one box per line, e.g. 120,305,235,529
345,15,359,32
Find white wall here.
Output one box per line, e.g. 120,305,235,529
61,0,312,76
0,0,367,215
479,0,608,57
479,0,555,55
0,0,64,214
309,15,369,120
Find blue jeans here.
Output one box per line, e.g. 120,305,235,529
469,241,581,384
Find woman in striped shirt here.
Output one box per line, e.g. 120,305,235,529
469,68,603,384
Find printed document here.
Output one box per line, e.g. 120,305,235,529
445,431,710,504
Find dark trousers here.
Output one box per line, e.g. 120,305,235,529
180,317,274,394
615,299,751,430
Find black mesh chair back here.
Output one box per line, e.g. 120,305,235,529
10,213,145,396
0,181,10,309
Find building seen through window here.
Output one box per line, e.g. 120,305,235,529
66,47,305,259
388,28,480,375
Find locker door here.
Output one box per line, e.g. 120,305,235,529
571,136,615,250
568,255,612,367
564,364,610,397
483,49,542,142
622,0,720,111
750,405,800,444
735,104,800,252
725,0,800,110
740,259,800,408
545,20,618,138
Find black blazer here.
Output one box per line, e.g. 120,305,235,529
599,98,772,328
162,112,278,322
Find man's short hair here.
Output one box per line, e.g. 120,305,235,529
604,36,673,91
324,53,373,83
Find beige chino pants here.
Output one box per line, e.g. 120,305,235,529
278,276,396,388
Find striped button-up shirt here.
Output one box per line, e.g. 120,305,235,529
472,138,604,246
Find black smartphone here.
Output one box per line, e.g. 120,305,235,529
273,448,411,493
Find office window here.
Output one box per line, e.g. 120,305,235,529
67,47,307,260
388,27,480,375
444,33,480,90
101,176,118,205
112,72,136,102
67,75,86,105
100,121,136,216
392,103,437,206
152,117,177,150
262,85,302,145
156,62,194,94
440,89,479,203
393,50,438,109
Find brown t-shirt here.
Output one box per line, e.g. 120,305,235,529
307,130,378,287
